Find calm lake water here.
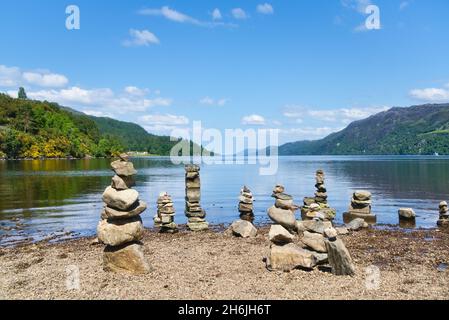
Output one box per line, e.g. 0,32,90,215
0,156,448,246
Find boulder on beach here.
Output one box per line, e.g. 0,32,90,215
301,220,333,235
325,238,356,276
346,218,369,231
103,242,150,275
228,220,257,238
102,186,139,211
269,225,295,245
267,243,317,271
97,216,144,246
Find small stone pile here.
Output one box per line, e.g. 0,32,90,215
267,217,355,276
238,186,254,222
301,170,336,221
185,164,209,231
438,201,449,227
157,192,178,233
97,154,150,274
267,185,298,231
343,190,377,224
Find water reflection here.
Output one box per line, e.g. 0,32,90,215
0,156,447,245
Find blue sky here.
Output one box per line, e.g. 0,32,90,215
1,0,449,144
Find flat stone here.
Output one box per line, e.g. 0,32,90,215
324,227,338,240
275,199,295,210
186,177,201,189
103,201,147,220
187,221,209,231
301,220,333,235
269,224,295,244
111,160,137,177
353,190,372,201
111,175,135,190
186,188,201,202
303,197,316,206
325,239,356,276
97,216,144,247
186,172,199,179
102,186,139,211
272,193,293,201
351,199,372,206
267,206,297,230
103,243,150,274
273,185,285,194
343,212,377,225
302,231,327,253
239,195,253,204
303,249,328,265
228,220,257,238
239,202,254,212
267,243,317,271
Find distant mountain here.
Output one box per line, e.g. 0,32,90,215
279,103,449,155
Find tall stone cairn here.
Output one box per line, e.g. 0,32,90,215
438,201,449,227
97,154,150,274
343,190,377,224
267,185,298,231
157,192,178,233
185,164,209,231
301,170,336,221
239,186,255,222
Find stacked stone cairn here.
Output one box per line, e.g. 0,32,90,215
185,164,209,231
267,215,355,276
343,190,377,224
225,186,257,238
238,186,255,222
300,170,336,221
267,185,299,231
157,192,178,233
438,201,449,227
97,154,150,274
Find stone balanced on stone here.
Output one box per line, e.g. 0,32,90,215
301,170,336,221
438,201,449,227
267,185,299,232
157,192,178,233
239,186,254,222
97,154,150,274
343,190,377,224
185,164,209,231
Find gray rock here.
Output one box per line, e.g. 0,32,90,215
272,193,293,201
324,227,338,240
111,160,137,177
275,199,294,210
346,218,369,231
398,208,416,219
302,220,333,235
301,231,327,253
111,175,136,190
187,221,209,232
303,249,328,265
103,243,150,274
102,186,139,211
102,201,147,220
267,243,317,271
353,190,372,201
228,220,257,238
325,239,356,276
97,216,144,246
336,227,350,235
186,177,201,189
267,206,297,230
269,225,295,244
186,188,201,202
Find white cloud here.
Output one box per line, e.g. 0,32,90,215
212,8,222,20
282,105,389,124
0,65,69,88
125,86,149,96
9,86,172,114
232,8,248,20
200,96,227,106
140,113,189,134
257,3,274,15
123,29,159,47
242,114,266,125
410,86,449,102
140,6,200,25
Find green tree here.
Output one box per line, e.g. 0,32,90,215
18,87,28,99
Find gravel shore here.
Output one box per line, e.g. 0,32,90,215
1,226,448,300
